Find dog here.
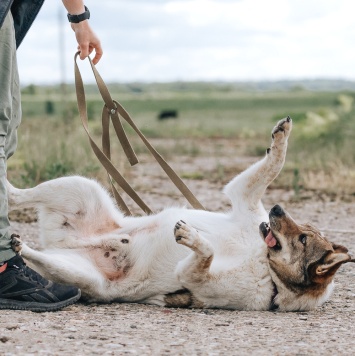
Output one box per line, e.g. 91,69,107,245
8,117,354,311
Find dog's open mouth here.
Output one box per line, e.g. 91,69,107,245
259,222,281,250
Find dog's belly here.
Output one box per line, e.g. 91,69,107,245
78,209,268,302
80,231,189,301
88,248,131,282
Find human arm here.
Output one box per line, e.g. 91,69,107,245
62,0,103,64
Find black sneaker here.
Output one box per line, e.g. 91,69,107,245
0,254,81,312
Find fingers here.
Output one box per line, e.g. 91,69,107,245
92,43,103,65
72,22,103,64
79,42,89,60
78,43,103,64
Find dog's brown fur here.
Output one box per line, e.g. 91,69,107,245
265,207,353,304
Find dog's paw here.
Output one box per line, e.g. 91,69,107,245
11,234,23,254
174,220,199,248
271,116,292,142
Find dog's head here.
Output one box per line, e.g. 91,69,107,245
259,205,354,296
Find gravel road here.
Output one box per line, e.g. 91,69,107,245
1,152,355,355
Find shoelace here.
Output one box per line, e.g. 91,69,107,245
12,262,46,287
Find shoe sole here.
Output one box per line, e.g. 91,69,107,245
0,289,81,312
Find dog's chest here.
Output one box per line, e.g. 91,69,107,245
203,245,273,310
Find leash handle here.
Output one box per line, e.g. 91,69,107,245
74,53,151,215
74,52,205,214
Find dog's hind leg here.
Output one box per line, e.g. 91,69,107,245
7,176,123,248
18,241,105,301
174,220,214,285
224,117,292,210
8,176,121,220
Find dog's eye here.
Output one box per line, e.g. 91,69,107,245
299,234,307,245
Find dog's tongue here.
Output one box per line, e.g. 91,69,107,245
265,230,277,247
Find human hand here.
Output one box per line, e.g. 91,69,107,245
71,20,103,64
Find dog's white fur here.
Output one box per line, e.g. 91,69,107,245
8,118,338,311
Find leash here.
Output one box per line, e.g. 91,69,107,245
74,52,205,216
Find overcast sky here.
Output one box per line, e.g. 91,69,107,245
17,0,354,84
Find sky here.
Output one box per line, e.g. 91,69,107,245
17,0,355,84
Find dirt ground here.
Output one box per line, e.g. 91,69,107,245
1,149,355,355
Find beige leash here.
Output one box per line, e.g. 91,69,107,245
74,52,205,215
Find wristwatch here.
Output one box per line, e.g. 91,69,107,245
67,6,90,23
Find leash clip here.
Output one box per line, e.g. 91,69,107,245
105,102,117,116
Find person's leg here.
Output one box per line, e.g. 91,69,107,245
0,12,81,311
0,11,20,263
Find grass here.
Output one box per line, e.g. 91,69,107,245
274,99,355,195
8,83,355,196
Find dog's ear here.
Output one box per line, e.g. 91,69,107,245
315,243,353,276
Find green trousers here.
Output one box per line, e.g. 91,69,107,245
0,12,22,262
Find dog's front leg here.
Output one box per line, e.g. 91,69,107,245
224,117,292,210
174,220,213,285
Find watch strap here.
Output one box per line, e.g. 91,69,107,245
67,6,90,23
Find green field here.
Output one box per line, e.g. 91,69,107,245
10,82,355,196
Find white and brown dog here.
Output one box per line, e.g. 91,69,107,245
8,117,354,311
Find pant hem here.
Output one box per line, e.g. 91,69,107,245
0,249,16,263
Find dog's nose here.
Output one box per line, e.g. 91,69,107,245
271,205,285,217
